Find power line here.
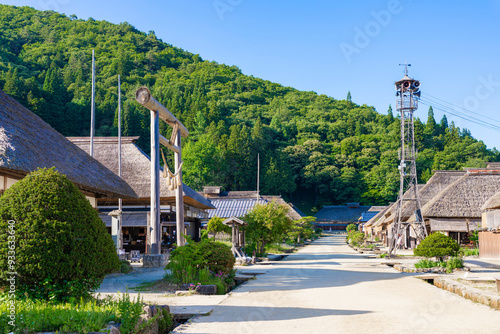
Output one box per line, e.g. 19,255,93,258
422,92,500,126
419,98,500,133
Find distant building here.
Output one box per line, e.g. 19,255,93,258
0,89,136,206
200,186,303,223
314,203,373,231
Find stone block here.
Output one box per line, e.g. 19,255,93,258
142,254,168,268
197,284,218,295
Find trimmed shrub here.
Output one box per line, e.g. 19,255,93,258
314,228,323,235
413,232,459,261
346,223,358,233
166,238,235,284
198,240,235,275
0,168,120,301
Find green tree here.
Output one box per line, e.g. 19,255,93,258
245,201,292,255
207,216,230,239
287,216,316,243
0,168,119,301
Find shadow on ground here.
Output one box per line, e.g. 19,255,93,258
190,305,371,323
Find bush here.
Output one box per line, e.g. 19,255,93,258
166,238,235,284
120,260,133,274
413,232,460,261
446,257,464,273
314,228,323,235
346,223,358,233
347,231,365,247
0,168,120,301
198,240,235,275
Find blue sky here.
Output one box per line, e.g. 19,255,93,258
3,0,500,149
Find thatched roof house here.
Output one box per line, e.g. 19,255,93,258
68,137,213,210
0,89,136,202
421,170,500,219
417,170,500,239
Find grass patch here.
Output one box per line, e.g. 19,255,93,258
0,293,164,334
459,247,479,257
265,243,294,254
415,257,464,273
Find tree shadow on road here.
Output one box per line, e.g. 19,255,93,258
189,305,372,323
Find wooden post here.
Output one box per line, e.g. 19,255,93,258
117,75,123,251
150,110,161,254
175,129,185,247
90,49,95,157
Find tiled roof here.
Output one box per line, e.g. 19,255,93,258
314,205,373,223
208,198,267,219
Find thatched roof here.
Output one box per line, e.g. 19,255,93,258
421,170,500,218
482,191,500,211
67,137,213,210
262,196,303,221
364,205,392,227
0,89,136,199
383,184,425,224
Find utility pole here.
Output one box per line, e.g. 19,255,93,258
90,49,95,157
388,64,427,257
257,153,260,198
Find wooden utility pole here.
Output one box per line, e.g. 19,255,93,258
90,49,95,157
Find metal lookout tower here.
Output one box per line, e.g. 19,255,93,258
388,63,427,256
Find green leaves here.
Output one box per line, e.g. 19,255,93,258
244,201,292,254
0,168,120,301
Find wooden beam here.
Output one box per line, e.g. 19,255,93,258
159,134,180,153
135,87,189,137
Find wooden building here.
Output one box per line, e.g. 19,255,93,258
68,137,214,253
479,185,500,258
200,186,303,223
368,171,465,246
416,168,500,245
0,89,136,205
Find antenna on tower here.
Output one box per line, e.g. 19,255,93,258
399,62,411,76
388,65,427,257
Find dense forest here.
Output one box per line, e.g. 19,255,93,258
1,5,498,213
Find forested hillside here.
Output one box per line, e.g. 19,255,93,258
0,5,497,213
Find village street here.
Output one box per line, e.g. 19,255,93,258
173,235,500,334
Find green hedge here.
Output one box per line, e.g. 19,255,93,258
0,168,120,301
414,232,459,260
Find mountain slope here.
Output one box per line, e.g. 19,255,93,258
0,4,496,213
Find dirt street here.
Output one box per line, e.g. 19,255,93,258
173,235,500,334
